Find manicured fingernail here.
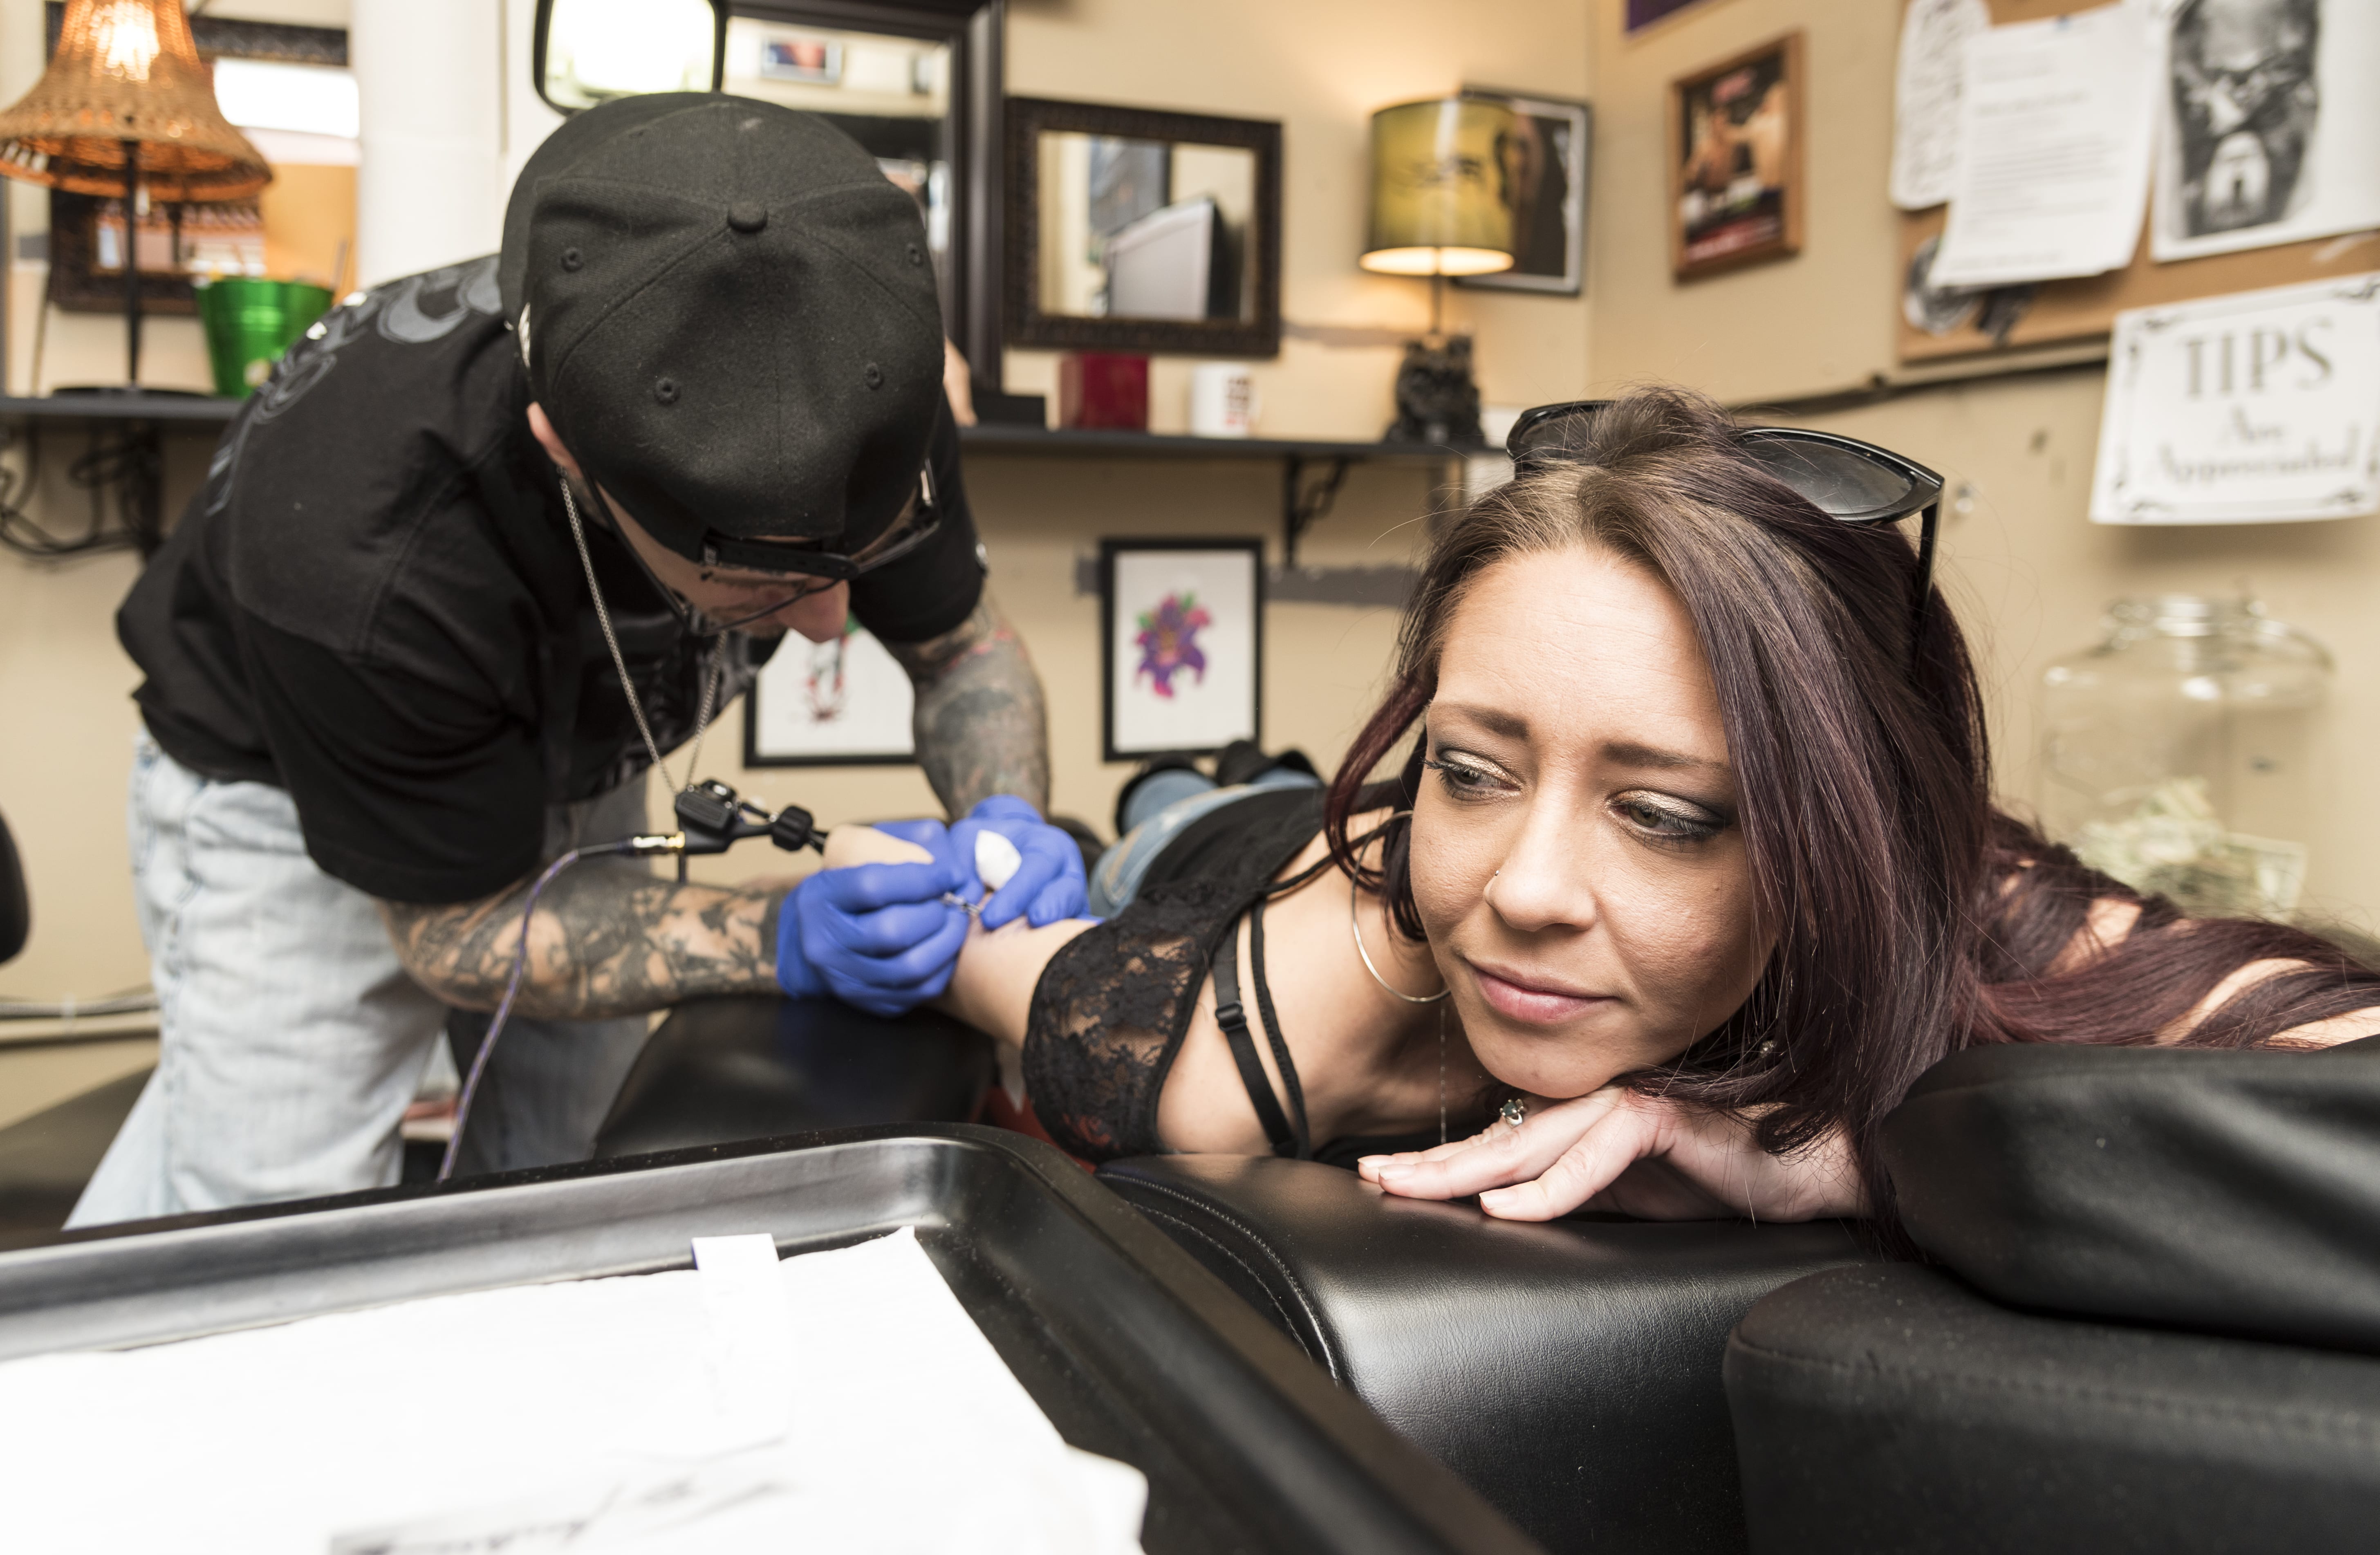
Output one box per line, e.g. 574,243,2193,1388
1478,1189,1510,1208
1377,1163,1412,1181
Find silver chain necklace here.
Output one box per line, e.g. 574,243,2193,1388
561,477,722,795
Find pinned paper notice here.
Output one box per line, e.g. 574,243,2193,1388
2151,0,2380,263
1930,2,2158,288
2090,274,2380,525
1890,0,1991,211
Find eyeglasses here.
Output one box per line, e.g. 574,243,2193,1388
1507,401,1946,654
580,461,947,637
696,462,947,583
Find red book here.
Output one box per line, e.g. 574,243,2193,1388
1056,352,1150,430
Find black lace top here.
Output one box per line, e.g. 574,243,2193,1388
1022,788,1327,1161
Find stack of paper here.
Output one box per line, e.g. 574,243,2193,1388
0,1228,1146,1555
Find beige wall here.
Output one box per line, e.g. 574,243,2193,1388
709,0,1595,877
0,2,1594,1004
1584,0,2380,929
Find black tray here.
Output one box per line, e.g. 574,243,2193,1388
0,1125,1540,1555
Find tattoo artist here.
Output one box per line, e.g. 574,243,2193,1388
76,96,1083,1226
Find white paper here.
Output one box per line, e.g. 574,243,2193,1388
1107,547,1259,756
1891,0,1992,211
1931,2,2159,287
2151,0,2380,262
2090,273,2380,524
0,1228,1146,1555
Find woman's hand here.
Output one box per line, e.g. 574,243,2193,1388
1357,1087,1867,1222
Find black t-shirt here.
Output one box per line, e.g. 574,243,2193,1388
117,257,985,905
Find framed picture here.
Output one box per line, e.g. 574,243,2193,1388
1668,31,1804,281
742,622,916,768
760,35,843,84
1101,539,1264,762
1454,90,1590,297
1627,0,1719,31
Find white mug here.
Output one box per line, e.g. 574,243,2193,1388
1188,362,1259,437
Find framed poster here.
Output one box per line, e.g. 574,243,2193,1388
1627,0,1720,31
743,621,916,767
1668,31,1804,280
1454,90,1591,297
1101,539,1263,762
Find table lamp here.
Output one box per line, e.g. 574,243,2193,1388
1361,97,1514,446
0,0,271,391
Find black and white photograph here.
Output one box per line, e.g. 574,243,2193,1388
2153,0,2380,260
1455,90,1589,296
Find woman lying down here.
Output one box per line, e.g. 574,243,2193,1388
819,388,2380,1238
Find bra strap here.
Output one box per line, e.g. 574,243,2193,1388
1209,913,1301,1158
1248,896,1311,1158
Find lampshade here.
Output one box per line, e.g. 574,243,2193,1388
0,0,271,203
1360,97,1516,278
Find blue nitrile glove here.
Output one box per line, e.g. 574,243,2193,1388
948,795,1088,930
774,827,968,1017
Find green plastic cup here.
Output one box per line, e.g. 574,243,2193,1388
195,278,335,398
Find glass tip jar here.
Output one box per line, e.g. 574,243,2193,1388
2039,593,2332,919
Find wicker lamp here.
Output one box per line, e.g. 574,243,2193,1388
0,0,271,388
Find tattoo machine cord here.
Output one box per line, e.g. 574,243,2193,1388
442,475,852,1180
435,789,827,1184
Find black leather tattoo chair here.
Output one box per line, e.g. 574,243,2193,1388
596,995,1881,1553
593,995,993,1159
1723,1039,2380,1555
0,806,28,968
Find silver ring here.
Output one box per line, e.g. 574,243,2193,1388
1499,1097,1526,1132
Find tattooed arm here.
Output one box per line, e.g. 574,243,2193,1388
885,590,1051,816
377,863,783,1019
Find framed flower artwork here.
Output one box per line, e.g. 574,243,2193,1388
1100,538,1264,762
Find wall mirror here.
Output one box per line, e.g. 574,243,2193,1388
728,3,1005,376
1006,97,1280,357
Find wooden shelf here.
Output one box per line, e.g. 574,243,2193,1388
0,392,244,427
0,401,1483,564
956,423,1474,462
958,423,1478,562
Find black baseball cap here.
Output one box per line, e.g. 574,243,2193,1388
500,94,944,567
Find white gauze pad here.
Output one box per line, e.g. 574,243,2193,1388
974,830,1023,892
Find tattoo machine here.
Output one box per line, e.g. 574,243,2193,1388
437,780,823,1187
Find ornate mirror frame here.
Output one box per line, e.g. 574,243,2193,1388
1004,96,1282,358
732,0,1008,382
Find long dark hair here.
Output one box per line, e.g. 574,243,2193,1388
1325,387,2380,1229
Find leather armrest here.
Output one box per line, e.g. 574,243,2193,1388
0,810,25,966
594,995,993,1160
1098,1154,1871,1555
1882,1037,2380,1353
1726,1263,2380,1555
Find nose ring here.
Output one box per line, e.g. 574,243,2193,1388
1483,868,1502,907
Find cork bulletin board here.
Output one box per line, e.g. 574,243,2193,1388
1896,0,2378,363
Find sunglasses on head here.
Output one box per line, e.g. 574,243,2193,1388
1507,400,1947,657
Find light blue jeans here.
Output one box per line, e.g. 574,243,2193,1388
1087,764,1324,917
69,735,650,1228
